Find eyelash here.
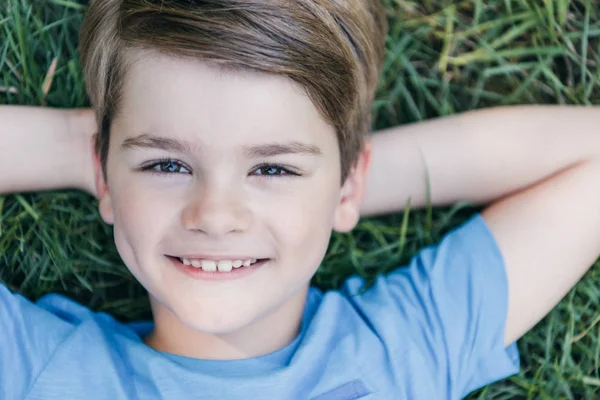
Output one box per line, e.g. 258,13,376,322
140,159,191,176
139,158,301,178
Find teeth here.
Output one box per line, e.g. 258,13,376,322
201,260,217,272
180,257,261,272
217,260,233,272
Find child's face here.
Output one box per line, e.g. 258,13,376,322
93,51,370,342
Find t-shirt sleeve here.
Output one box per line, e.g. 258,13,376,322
0,283,74,399
341,213,520,398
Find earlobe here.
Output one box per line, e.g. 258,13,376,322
98,195,115,225
333,141,372,233
92,136,114,225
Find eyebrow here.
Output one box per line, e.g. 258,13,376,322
121,134,196,154
242,141,322,158
121,134,322,157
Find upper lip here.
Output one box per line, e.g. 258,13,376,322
170,255,267,261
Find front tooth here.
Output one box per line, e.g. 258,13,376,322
242,259,252,267
182,258,191,266
190,259,201,268
217,260,233,272
232,260,243,269
201,260,217,272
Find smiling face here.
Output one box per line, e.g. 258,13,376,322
93,50,371,358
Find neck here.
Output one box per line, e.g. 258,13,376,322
144,286,309,360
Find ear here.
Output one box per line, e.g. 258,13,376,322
92,135,114,225
333,140,372,233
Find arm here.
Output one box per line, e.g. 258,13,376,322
363,105,600,345
0,106,96,196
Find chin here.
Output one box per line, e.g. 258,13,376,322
172,302,257,335
182,314,254,335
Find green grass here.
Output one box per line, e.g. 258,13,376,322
2,0,600,398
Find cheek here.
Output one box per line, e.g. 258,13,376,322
260,179,340,263
109,177,182,262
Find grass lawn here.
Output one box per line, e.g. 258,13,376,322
2,0,600,398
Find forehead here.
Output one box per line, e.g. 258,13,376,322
113,51,336,147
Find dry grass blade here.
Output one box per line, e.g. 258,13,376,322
42,56,59,98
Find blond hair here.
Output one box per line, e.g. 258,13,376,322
79,0,387,181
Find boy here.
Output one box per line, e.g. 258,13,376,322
1,0,600,399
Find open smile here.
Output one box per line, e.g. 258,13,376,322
166,256,270,281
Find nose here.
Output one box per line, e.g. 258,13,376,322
181,182,252,237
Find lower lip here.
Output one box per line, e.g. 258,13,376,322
167,256,268,281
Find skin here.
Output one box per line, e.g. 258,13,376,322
2,57,600,362
93,50,371,360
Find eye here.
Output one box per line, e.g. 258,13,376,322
141,159,191,175
251,164,299,177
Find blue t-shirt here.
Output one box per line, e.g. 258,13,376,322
0,214,519,399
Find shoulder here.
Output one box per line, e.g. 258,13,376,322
0,284,74,397
0,283,142,397
314,214,519,398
